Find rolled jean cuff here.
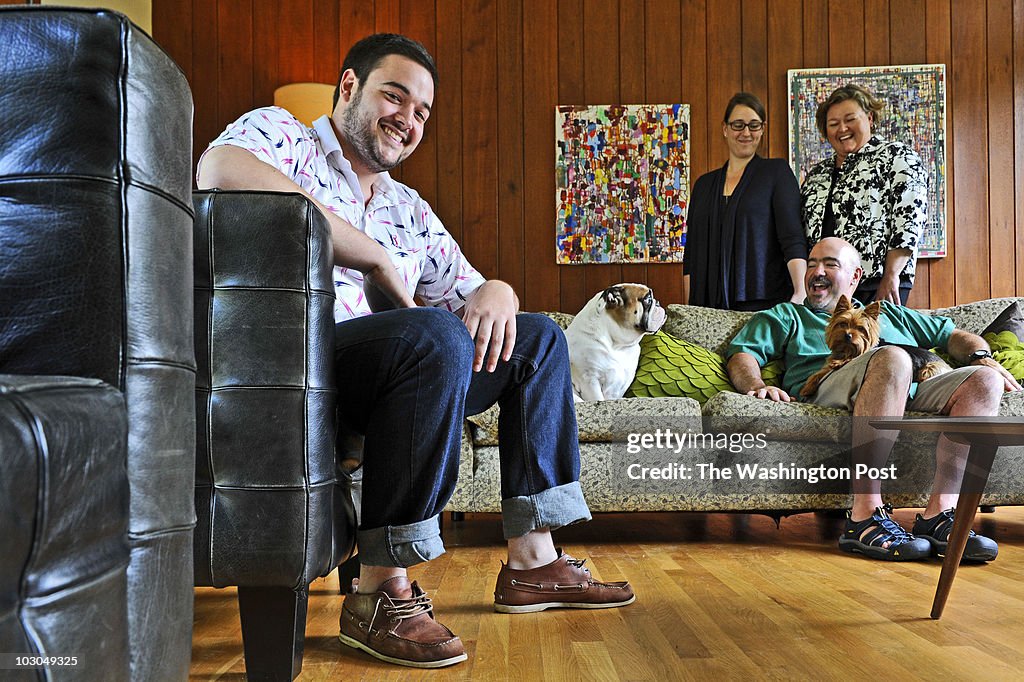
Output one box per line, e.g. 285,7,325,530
357,516,445,568
500,481,592,540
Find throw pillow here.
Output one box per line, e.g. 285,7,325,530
762,359,784,388
626,331,735,404
984,330,1024,382
981,301,1024,338
978,302,1024,382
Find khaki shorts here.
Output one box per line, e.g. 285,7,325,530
808,346,981,413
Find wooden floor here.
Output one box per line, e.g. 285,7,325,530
190,507,1024,680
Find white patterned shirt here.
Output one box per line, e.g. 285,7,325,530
202,106,486,321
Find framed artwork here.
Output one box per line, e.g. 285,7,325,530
788,64,947,258
555,104,689,264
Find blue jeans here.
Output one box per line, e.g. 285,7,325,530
334,308,591,568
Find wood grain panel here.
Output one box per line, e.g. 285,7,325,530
495,0,525,295
522,0,560,311
619,0,647,289
557,0,589,315
581,0,623,299
864,0,891,65
988,0,1016,298
1016,0,1024,296
434,0,464,245
338,0,375,63
643,0,684,305
766,0,802,162
190,0,219,169
951,0,990,303
829,0,865,67
375,0,400,32
152,0,1024,311
397,2,438,205
251,2,279,114
216,0,252,131
277,0,314,83
312,0,339,87
152,0,192,83
741,0,768,151
460,0,498,277
804,0,829,67
889,0,929,309
679,0,708,305
926,0,954,307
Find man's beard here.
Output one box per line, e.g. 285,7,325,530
806,276,834,311
339,87,403,173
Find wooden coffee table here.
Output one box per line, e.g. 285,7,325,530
870,417,1024,618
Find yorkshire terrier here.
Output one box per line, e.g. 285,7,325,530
800,295,951,398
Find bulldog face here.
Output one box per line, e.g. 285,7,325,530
601,284,666,334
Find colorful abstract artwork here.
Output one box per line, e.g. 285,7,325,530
555,104,689,264
788,64,947,257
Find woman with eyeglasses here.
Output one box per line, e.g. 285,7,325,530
801,83,927,306
684,92,807,310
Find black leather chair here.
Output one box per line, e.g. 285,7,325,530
0,7,196,681
193,189,355,681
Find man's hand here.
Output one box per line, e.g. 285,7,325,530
745,386,794,402
461,280,519,372
973,356,1023,393
727,352,792,401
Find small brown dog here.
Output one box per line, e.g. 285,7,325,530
800,295,951,398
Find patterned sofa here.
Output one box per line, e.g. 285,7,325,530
445,298,1024,514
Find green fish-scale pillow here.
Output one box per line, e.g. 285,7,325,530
626,331,736,404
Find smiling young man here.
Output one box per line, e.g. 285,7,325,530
196,34,633,669
726,237,1020,563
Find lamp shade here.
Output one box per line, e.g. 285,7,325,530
273,82,335,126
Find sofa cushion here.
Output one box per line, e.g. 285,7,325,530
702,391,851,443
466,396,701,446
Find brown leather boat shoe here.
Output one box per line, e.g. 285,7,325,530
339,576,467,668
493,549,635,613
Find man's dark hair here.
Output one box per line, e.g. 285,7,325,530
332,33,438,110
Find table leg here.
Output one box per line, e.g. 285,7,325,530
931,441,998,619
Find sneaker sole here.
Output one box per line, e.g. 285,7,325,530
493,594,636,613
838,537,930,561
338,633,467,668
921,535,999,563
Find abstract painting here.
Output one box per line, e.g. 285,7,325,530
789,64,947,257
555,104,689,264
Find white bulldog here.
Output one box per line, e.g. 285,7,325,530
564,283,666,401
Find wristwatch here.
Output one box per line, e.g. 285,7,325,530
968,349,993,363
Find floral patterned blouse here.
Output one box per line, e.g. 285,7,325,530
800,135,928,282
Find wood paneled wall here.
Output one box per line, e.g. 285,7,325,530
151,0,1024,313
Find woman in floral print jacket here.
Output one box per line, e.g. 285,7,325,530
801,84,928,306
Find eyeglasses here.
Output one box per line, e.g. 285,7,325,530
727,120,764,132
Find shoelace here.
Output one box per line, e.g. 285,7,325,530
367,591,433,635
874,504,914,543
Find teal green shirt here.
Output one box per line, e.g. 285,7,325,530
725,300,955,398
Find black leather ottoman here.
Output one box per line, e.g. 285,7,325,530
0,7,196,680
0,376,129,681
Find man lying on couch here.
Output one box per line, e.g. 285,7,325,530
725,237,1021,562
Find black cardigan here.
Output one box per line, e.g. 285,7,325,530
684,155,807,309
